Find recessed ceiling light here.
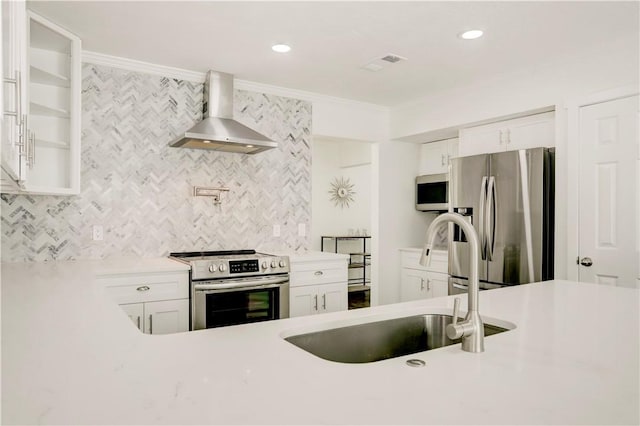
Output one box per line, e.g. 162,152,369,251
459,30,484,40
203,140,211,144
272,44,291,53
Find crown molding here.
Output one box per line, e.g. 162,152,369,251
82,51,206,82
81,50,389,112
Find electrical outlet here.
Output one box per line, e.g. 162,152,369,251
92,225,104,241
298,223,306,237
272,224,281,237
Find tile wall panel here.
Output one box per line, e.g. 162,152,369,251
1,64,311,262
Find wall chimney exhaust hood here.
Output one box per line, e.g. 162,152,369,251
170,71,277,154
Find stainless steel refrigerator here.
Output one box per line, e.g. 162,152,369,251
448,147,554,294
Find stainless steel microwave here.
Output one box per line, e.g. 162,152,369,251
416,173,449,211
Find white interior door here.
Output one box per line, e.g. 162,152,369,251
578,95,638,287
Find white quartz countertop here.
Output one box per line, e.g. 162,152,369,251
2,260,639,425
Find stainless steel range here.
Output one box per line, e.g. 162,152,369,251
169,250,290,330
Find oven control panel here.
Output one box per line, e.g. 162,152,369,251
187,255,290,280
230,259,259,274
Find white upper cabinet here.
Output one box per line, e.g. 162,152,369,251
418,137,459,175
24,11,81,194
458,112,555,157
1,10,81,195
1,0,28,188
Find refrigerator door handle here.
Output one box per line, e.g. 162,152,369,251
486,176,496,261
478,176,488,260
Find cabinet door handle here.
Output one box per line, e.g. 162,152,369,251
28,131,35,168
420,278,425,291
322,294,326,310
137,316,141,330
441,154,446,166
19,114,27,157
505,129,511,144
136,286,150,291
3,71,21,118
149,314,153,334
426,278,431,291
499,130,503,144
314,294,318,311
314,271,323,276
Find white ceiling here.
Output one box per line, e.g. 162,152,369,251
28,1,639,107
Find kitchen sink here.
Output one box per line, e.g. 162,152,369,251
284,313,513,363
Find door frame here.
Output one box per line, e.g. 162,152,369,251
564,84,639,281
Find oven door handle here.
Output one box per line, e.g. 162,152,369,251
193,276,288,291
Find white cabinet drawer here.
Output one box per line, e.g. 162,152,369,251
400,250,448,273
98,272,188,304
290,267,348,287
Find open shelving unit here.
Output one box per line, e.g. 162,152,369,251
320,236,371,309
25,11,81,194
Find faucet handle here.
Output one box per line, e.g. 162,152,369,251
447,297,464,340
451,297,460,325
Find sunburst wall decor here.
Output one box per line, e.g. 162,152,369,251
329,176,356,208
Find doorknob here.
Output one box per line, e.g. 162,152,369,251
580,257,593,267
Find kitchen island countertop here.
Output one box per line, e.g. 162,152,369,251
1,259,638,425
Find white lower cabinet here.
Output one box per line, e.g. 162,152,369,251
289,255,348,317
120,299,189,335
290,282,347,317
400,269,448,301
399,248,449,302
97,270,189,334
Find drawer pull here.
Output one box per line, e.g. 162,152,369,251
314,271,323,276
136,286,150,292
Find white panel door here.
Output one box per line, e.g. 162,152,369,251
578,95,638,287
1,0,27,182
143,299,189,335
120,303,144,331
289,286,318,317
426,271,449,298
459,123,503,157
419,140,449,175
319,282,348,314
400,268,429,301
507,112,555,150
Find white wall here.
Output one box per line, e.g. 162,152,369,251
371,141,436,306
390,35,639,141
313,98,389,142
311,138,372,251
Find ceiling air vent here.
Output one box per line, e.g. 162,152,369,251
360,53,408,72
381,54,406,63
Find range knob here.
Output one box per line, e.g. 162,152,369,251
279,260,286,268
270,260,277,268
218,263,227,272
261,261,268,270
208,264,217,273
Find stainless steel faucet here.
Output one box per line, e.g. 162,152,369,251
420,212,484,353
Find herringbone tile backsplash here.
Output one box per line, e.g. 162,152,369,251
1,64,311,262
